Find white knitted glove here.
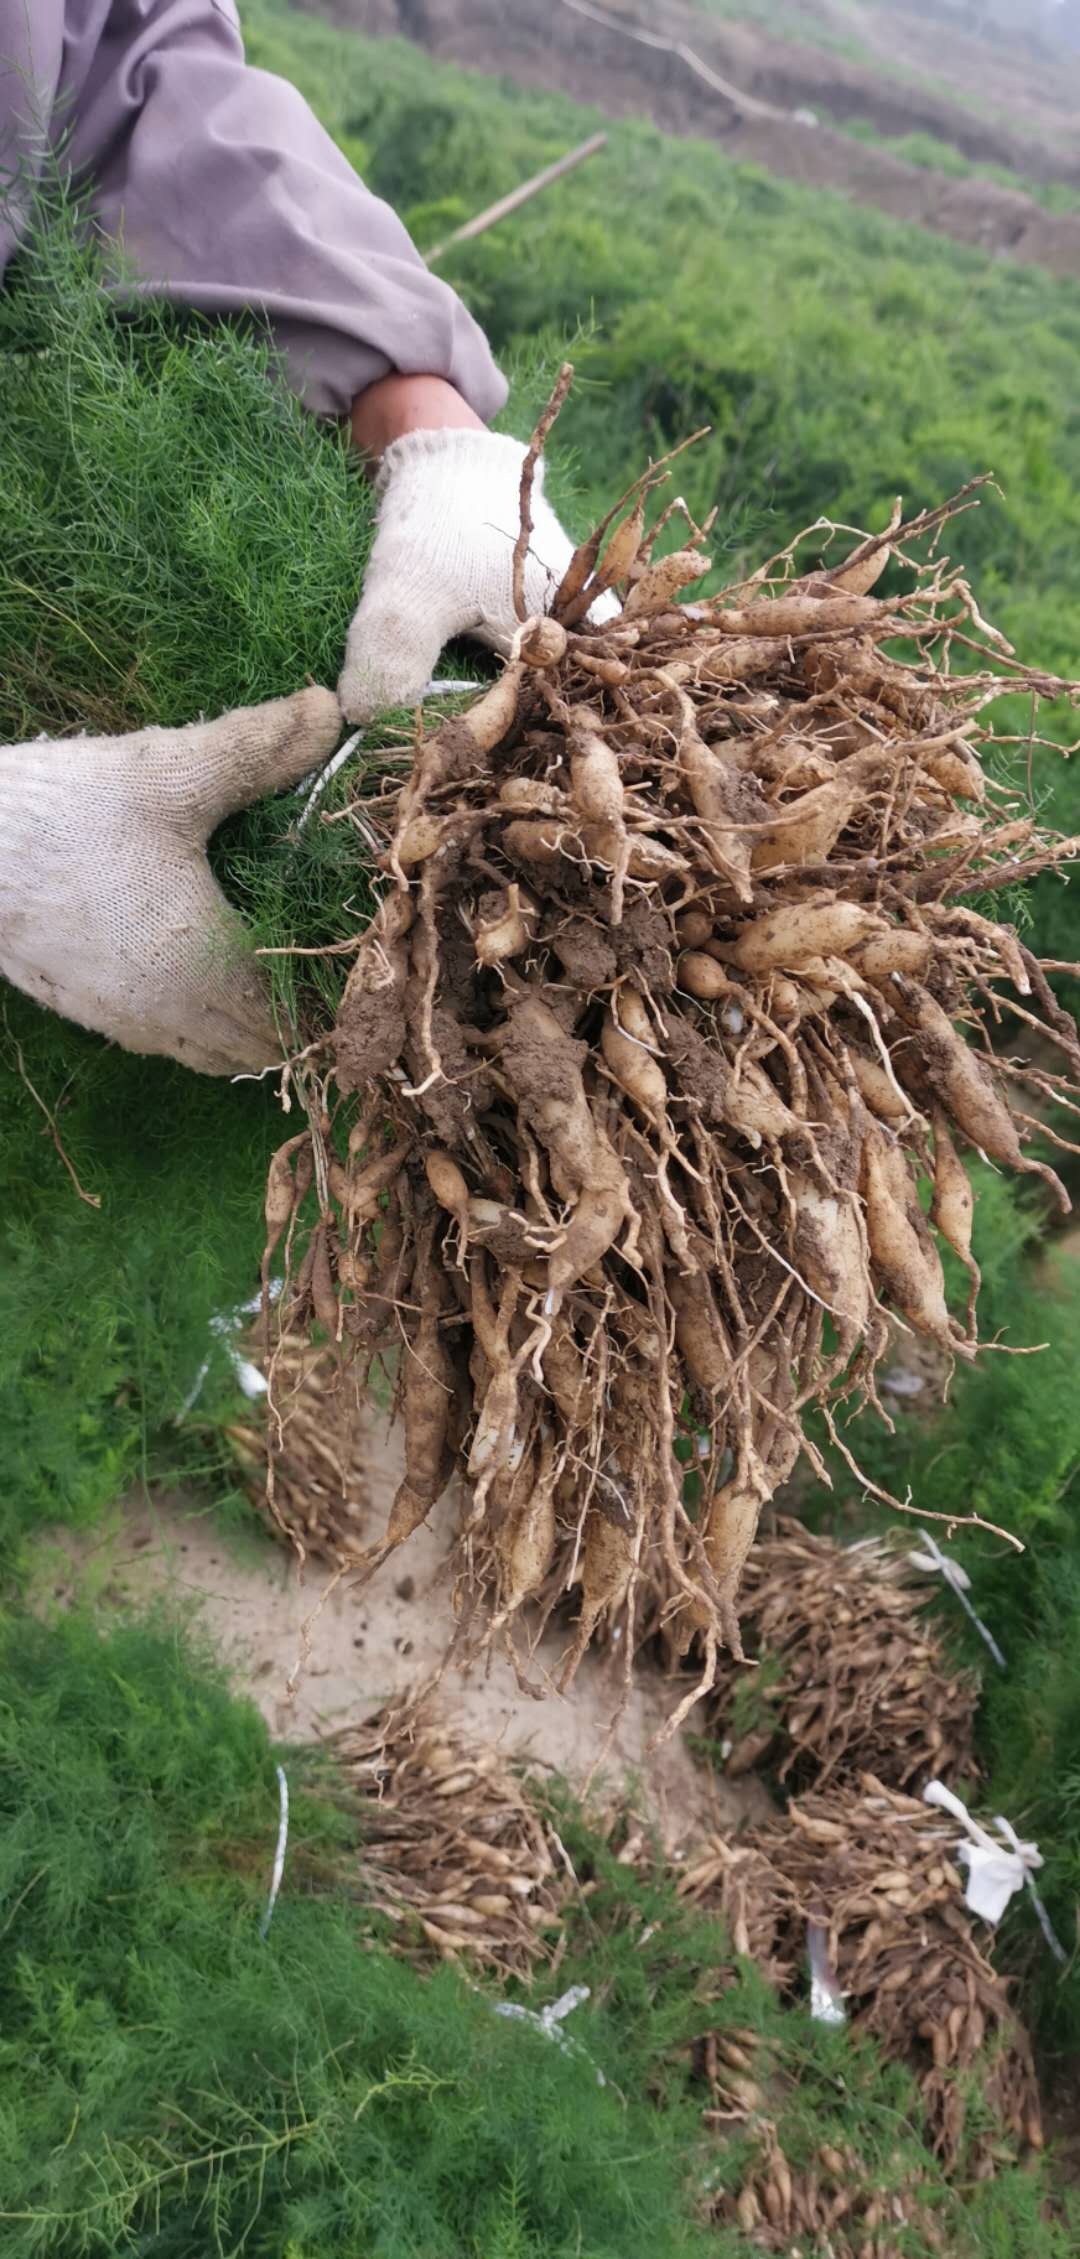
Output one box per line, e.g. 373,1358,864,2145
339,428,615,721
0,687,341,1076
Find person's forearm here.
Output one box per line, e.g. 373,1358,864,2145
350,373,486,464
40,0,508,427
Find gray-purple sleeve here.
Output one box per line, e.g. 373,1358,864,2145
0,0,507,421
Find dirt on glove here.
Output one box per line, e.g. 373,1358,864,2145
263,385,1080,1728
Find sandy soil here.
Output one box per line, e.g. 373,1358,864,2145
42,1406,770,1850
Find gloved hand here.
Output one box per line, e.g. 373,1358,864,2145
0,687,341,1076
338,429,615,722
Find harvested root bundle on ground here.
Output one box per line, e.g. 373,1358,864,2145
681,1776,1043,2170
701,1519,979,1790
265,384,1080,1715
716,2127,948,2254
225,1336,372,1565
679,1829,790,1984
334,1703,567,1977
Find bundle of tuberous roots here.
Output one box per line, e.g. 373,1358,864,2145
680,1778,1043,2171
265,391,1080,1715
701,1520,979,1789
226,1335,371,1565
334,1703,565,1979
717,2129,950,2257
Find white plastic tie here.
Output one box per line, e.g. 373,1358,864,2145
908,1528,1006,1670
259,1765,290,1939
174,1355,211,1422
294,728,363,832
175,1281,282,1419
807,1920,846,2025
491,1984,605,2083
923,1779,1066,1964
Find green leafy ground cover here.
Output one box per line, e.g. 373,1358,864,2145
0,202,379,1564
0,1607,712,2259
2,1605,1076,2257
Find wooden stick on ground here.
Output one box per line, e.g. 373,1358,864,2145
424,133,608,263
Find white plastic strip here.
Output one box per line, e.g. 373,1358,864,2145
807,1920,846,2025
259,1764,290,1940
492,1983,605,2083
175,1279,283,1421
294,728,363,832
923,1778,1066,1964
908,1528,1006,1670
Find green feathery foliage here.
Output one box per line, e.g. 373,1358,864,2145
0,190,371,739
1,1603,1077,2257
0,190,383,1559
0,1606,715,2258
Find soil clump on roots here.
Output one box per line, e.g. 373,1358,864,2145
265,377,1080,1728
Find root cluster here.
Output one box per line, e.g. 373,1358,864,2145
265,398,1080,1712
227,1334,371,1565
334,1703,564,1979
681,1777,1043,2171
328,1695,1042,2207
702,1519,979,1790
715,2128,950,2256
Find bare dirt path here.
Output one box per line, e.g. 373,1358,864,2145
40,1409,769,1848
302,0,1080,276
